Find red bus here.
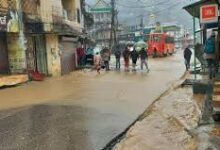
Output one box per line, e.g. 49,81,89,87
147,33,175,57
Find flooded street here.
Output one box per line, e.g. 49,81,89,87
0,51,185,150
0,0,218,149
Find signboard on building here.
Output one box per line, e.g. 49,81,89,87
62,36,79,42
200,4,218,24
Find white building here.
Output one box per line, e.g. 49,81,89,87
89,0,112,47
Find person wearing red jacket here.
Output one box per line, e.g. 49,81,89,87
76,46,86,66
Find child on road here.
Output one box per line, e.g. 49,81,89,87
94,52,102,74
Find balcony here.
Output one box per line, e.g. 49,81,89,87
22,0,40,22
51,0,83,35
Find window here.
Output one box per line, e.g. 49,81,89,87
77,8,81,23
165,37,174,43
152,35,161,42
101,13,104,19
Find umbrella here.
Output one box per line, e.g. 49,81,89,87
134,40,147,51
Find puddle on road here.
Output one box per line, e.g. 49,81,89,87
114,87,203,150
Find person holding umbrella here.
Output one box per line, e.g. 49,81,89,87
134,40,149,72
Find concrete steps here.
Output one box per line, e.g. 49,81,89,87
213,82,220,116
212,82,220,121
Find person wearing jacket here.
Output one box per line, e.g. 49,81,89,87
123,46,130,71
204,31,216,79
139,48,149,72
101,48,111,71
130,48,139,71
184,47,192,71
114,47,121,70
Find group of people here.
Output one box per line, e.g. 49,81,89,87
119,47,149,72
183,31,217,80
94,46,150,74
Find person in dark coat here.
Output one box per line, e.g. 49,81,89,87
130,48,139,71
114,45,121,70
183,47,192,71
204,31,216,79
139,48,149,72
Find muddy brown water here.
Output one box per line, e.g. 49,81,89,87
113,87,202,150
0,51,185,150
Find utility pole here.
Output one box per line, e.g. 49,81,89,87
109,0,116,49
140,15,144,29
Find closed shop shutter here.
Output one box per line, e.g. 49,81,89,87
0,33,9,74
60,39,77,75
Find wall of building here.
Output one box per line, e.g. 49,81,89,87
0,0,84,76
45,34,61,76
74,0,84,29
40,0,53,31
7,34,26,74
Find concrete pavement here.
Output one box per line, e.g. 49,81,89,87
0,50,185,150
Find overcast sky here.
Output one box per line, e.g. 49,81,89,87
86,0,199,29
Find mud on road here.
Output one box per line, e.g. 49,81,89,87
108,84,204,150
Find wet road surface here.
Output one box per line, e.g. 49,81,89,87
113,86,202,150
0,51,185,150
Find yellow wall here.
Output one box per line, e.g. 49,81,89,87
7,34,26,74
46,34,61,77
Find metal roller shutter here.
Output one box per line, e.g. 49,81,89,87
0,33,9,74
60,37,77,75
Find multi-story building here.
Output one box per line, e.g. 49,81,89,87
0,0,22,75
0,0,85,77
118,23,182,43
89,0,112,47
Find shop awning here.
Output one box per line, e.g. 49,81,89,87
183,0,218,18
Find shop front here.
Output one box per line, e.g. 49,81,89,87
183,0,220,76
26,35,48,75
59,36,78,75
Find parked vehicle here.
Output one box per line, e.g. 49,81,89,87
147,33,175,57
85,47,94,65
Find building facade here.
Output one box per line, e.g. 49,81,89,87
0,0,85,77
118,24,182,43
89,0,112,47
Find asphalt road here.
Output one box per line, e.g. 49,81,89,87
0,50,185,150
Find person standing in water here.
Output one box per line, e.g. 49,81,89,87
139,48,149,72
94,52,102,74
130,48,139,71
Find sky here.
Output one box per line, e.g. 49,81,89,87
86,0,200,29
